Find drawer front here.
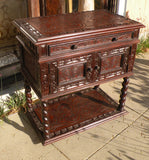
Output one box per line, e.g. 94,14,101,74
40,46,132,96
48,32,133,56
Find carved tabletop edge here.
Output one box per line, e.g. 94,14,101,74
12,9,145,45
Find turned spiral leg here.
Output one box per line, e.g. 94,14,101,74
117,77,129,112
42,102,50,140
24,81,33,112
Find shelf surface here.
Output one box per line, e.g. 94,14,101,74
27,88,128,145
35,89,117,131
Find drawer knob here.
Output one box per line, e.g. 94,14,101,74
94,65,98,70
87,67,92,72
87,68,91,72
112,37,117,42
71,45,77,50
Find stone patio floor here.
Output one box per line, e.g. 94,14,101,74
0,53,149,160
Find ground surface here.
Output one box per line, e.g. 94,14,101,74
0,53,149,160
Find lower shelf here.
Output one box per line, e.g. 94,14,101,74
27,88,128,145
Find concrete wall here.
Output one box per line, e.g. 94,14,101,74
0,0,27,47
0,0,27,78
126,0,149,39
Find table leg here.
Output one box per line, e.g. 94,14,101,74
24,81,33,112
42,101,50,140
117,77,129,111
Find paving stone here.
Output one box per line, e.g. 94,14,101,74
88,114,149,160
53,133,105,160
143,109,149,119
53,116,129,160
0,113,67,160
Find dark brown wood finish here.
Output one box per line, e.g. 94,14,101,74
24,81,33,112
13,10,144,145
117,77,129,111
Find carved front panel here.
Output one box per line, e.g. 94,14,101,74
58,62,84,85
100,47,130,80
48,54,90,94
40,46,132,96
101,55,121,73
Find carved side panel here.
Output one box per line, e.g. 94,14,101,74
127,44,137,72
40,63,50,96
20,33,37,56
23,49,38,82
49,62,58,94
132,29,140,39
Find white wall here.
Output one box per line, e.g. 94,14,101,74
126,0,149,38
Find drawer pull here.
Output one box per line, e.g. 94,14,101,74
71,45,77,50
87,67,92,72
94,65,98,70
112,37,117,42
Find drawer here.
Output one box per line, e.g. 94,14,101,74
48,32,133,56
40,46,132,96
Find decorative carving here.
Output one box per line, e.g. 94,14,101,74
85,53,100,82
21,22,42,38
128,44,137,72
41,88,118,133
24,82,33,112
49,54,92,94
40,63,49,96
59,62,84,85
101,47,130,74
20,33,37,55
117,77,129,111
13,9,142,41
23,49,38,82
49,62,58,94
42,102,50,139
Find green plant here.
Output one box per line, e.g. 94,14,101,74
136,36,149,54
3,91,26,113
0,107,5,119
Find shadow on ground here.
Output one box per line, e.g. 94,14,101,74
113,56,149,109
3,111,41,144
